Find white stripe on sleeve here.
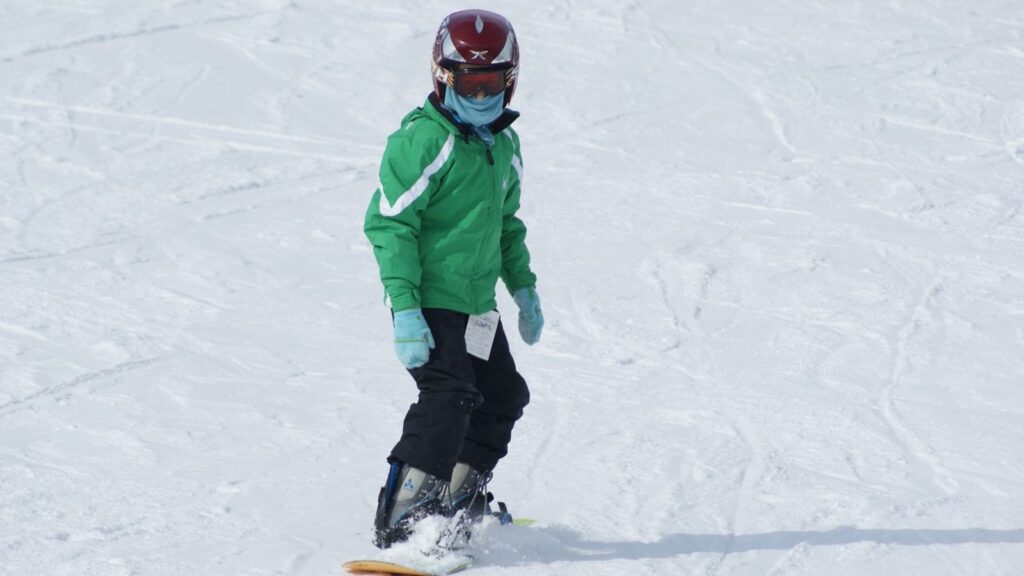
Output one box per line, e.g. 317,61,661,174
379,134,455,217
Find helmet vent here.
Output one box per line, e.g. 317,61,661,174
475,15,484,34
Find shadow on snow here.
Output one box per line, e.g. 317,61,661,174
489,525,1024,565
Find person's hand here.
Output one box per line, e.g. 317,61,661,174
393,309,435,368
513,288,543,345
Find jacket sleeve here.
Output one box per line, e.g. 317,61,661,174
364,127,454,311
499,133,538,294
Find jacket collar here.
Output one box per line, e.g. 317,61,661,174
427,92,519,139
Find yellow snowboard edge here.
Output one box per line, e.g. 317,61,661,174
343,559,473,576
343,560,432,576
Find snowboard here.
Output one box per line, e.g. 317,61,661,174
342,558,472,576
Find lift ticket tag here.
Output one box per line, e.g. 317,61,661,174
465,311,500,360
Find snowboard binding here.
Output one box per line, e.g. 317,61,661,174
374,461,516,550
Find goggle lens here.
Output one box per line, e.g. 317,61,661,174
453,68,507,98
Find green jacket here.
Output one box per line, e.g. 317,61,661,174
364,95,537,315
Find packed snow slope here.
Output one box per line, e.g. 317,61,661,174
2,1,1024,575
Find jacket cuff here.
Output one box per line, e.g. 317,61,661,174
503,271,537,296
388,289,421,312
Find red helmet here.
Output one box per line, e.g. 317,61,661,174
432,9,520,107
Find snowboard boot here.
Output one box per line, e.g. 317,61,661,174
448,463,494,522
373,461,448,549
449,463,515,524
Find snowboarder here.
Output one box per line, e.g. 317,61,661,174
363,9,543,549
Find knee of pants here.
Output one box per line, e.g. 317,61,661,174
494,373,530,417
514,376,530,411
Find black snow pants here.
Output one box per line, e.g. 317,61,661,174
389,308,530,481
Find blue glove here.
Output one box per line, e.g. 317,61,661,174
513,287,543,345
393,309,435,369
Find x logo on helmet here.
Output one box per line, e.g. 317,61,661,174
469,49,489,60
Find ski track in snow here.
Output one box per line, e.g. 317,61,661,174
0,356,163,417
877,276,958,496
3,1,1024,575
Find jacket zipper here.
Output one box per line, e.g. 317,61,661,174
483,141,502,312
470,140,498,313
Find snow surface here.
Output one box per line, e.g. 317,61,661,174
2,1,1024,575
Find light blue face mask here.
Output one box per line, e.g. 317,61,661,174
444,89,506,129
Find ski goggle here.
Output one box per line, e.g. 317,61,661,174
451,66,511,98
